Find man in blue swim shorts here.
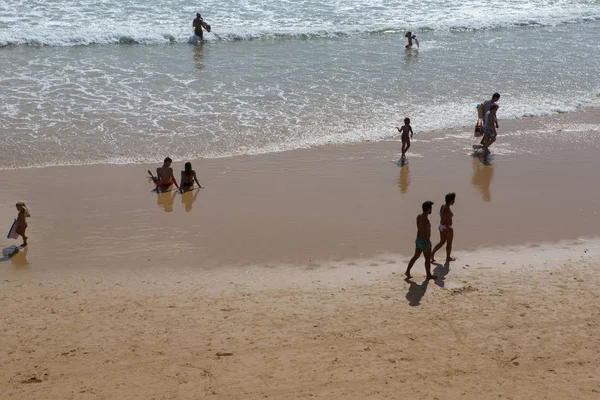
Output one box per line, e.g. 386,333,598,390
405,201,437,280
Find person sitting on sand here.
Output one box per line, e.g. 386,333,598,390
405,201,437,280
150,157,180,193
431,192,456,263
180,162,202,192
482,104,499,152
396,117,414,159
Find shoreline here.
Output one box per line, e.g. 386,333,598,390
2,107,600,270
1,105,599,172
2,98,600,399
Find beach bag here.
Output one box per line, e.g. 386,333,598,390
474,119,483,137
476,102,485,119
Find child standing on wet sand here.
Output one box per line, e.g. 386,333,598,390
15,202,30,247
396,117,414,159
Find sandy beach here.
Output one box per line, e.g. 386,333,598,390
2,242,600,399
2,109,600,398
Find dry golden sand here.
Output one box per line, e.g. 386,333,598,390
2,243,600,399
2,109,600,398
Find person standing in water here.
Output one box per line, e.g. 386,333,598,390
193,13,209,41
431,193,456,263
405,31,419,48
405,201,437,280
180,162,202,192
396,117,414,159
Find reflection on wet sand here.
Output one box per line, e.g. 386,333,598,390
194,43,205,71
10,246,29,267
157,190,177,212
397,160,410,194
181,188,200,212
1,246,30,267
471,155,494,202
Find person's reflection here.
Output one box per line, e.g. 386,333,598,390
397,160,410,194
181,188,200,212
10,246,29,268
404,48,418,64
471,155,494,202
194,43,205,71
157,190,177,212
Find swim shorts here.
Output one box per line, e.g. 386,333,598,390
415,237,431,251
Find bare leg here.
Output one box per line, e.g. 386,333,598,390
405,248,422,279
17,229,28,247
424,249,437,279
431,228,447,262
446,228,455,261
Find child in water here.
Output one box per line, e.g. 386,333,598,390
396,117,414,159
15,202,30,247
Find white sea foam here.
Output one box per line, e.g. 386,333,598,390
1,0,599,47
1,0,600,169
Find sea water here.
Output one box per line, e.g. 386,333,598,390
1,0,599,168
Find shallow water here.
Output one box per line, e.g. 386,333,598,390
1,0,599,169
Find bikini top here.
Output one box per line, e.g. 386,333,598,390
440,205,453,218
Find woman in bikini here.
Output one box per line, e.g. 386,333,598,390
431,192,456,263
180,162,202,192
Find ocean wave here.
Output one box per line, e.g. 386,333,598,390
1,0,599,47
2,15,600,48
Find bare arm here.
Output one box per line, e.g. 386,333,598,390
409,127,414,138
193,171,202,188
170,168,179,189
155,168,161,188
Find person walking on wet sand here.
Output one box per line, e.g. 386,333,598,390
479,93,500,146
14,202,31,247
431,192,456,263
482,104,499,152
396,117,413,159
405,201,437,280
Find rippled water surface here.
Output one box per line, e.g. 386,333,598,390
1,0,599,168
